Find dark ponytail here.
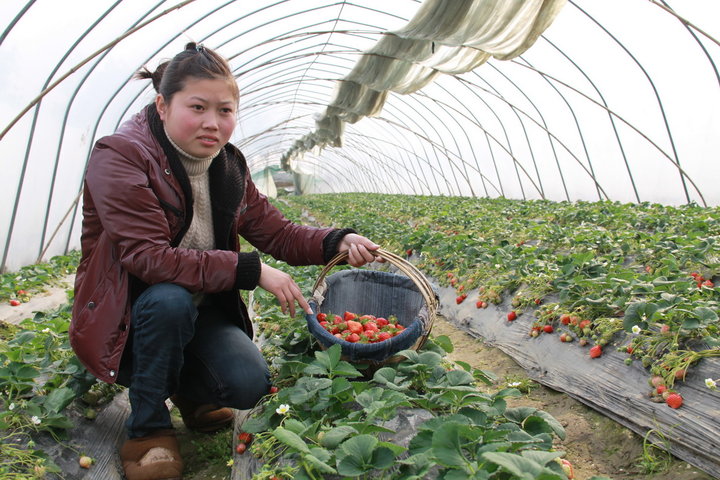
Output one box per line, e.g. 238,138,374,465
135,42,238,103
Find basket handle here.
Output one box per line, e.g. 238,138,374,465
312,248,438,315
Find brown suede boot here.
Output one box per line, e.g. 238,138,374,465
169,395,234,433
120,429,183,480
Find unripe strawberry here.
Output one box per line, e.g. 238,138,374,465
78,456,92,469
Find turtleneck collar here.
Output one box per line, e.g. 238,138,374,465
164,126,220,176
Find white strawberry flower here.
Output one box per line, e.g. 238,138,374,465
31,416,41,425
276,404,290,415
705,378,717,390
631,325,641,334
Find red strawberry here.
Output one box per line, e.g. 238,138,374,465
236,443,247,454
238,432,253,444
543,325,554,334
674,369,687,381
346,320,363,334
343,311,357,321
376,317,389,327
507,311,517,321
626,345,634,354
346,333,360,343
589,345,602,358
9,299,21,306
316,312,327,322
16,289,27,296
364,322,378,332
656,385,667,395
660,324,670,335
476,300,484,309
377,332,391,341
560,314,571,325
269,386,279,394
406,249,413,256
666,393,683,409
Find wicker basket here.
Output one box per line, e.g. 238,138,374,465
306,248,438,367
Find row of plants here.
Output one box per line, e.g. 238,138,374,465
278,194,720,408
0,253,110,477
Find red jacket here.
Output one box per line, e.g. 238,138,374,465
70,105,344,383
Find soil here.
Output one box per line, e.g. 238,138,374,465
431,316,715,480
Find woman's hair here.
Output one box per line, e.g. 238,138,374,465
135,42,239,104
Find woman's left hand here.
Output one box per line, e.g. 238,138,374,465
337,233,384,267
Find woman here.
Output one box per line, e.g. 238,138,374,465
70,43,379,480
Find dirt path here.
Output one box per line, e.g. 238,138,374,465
431,316,714,480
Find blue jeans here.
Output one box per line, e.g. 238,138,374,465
123,283,270,438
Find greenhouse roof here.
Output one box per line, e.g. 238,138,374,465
1,0,719,271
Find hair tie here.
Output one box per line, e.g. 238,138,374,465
195,44,205,54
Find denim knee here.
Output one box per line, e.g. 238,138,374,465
132,283,196,336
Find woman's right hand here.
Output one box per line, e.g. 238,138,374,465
258,263,312,317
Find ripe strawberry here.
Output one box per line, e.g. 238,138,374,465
9,299,21,306
236,443,247,454
343,311,357,321
702,280,714,288
660,324,670,335
406,249,413,256
346,333,360,343
578,319,591,330
476,300,484,308
534,298,542,305
16,289,27,296
656,385,667,395
377,332,391,341
455,294,466,304
316,312,327,322
589,345,602,359
238,432,253,444
346,320,363,334
269,386,279,394
674,369,687,381
666,393,683,409
560,314,571,325
364,321,379,332
626,345,634,354
376,317,389,327
507,311,517,321
543,325,554,334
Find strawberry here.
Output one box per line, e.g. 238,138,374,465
560,314,571,325
238,432,253,444
377,331,391,341
406,249,413,256
579,338,588,346
269,386,279,394
455,293,467,304
236,443,247,454
534,298,542,305
578,319,591,330
560,459,574,479
346,333,360,343
343,311,357,321
79,456,93,469
507,311,517,321
660,324,670,335
316,312,327,322
376,317,389,327
543,325,554,334
702,280,714,288
650,375,665,387
666,393,683,409
364,322,378,332
656,385,667,395
626,345,634,354
589,345,602,358
9,299,21,306
346,320,363,334
674,369,687,381
16,289,27,296
476,300,484,308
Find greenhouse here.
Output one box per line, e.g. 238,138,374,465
1,0,718,479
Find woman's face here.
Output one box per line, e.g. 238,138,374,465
156,77,238,158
